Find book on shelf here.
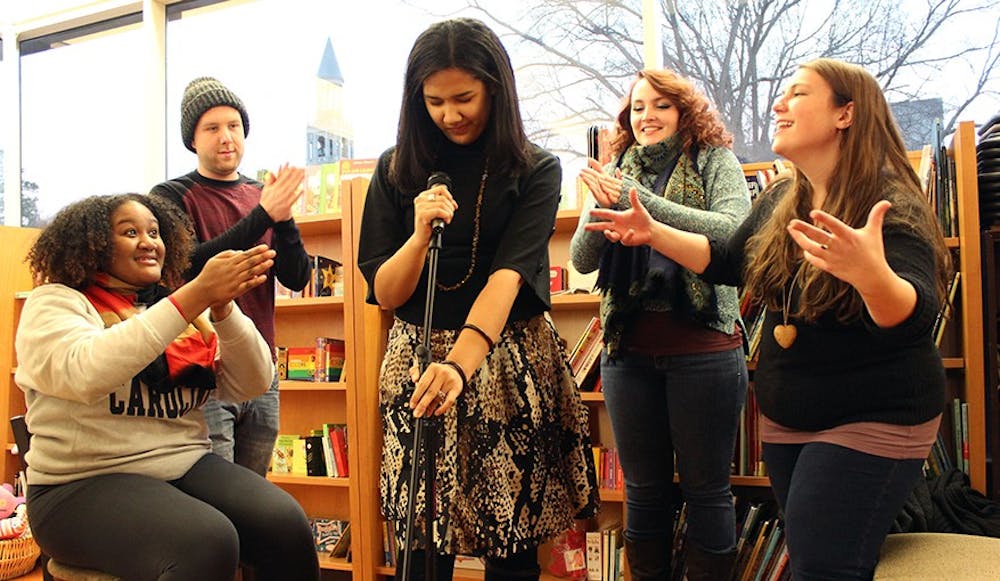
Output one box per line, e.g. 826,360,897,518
279,338,345,382
583,522,623,581
271,433,298,474
304,434,327,477
569,317,604,376
276,346,288,380
327,423,349,477
315,337,346,382
286,347,318,381
745,174,762,201
320,424,336,477
292,158,377,218
309,518,349,554
291,437,308,476
932,271,961,347
307,254,344,298
550,266,570,293
328,521,351,558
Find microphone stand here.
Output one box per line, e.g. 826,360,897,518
400,222,444,581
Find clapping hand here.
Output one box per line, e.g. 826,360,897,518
259,163,306,223
579,158,624,207
194,244,276,319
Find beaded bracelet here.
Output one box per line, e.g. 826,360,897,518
461,323,496,351
440,360,469,391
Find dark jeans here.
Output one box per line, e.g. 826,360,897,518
763,442,925,580
601,347,747,553
27,453,319,581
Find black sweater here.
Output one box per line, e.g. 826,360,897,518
701,184,946,431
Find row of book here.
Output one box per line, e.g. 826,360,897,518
666,502,788,581
584,525,624,581
593,446,623,491
276,254,344,299
309,517,351,559
271,423,349,478
733,389,767,478
916,121,960,237
276,158,377,218
277,337,345,383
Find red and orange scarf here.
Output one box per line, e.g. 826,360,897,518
83,273,218,393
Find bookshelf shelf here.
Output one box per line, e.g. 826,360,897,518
318,553,352,571
551,293,601,310
267,474,350,487
294,213,343,237
278,380,347,392
275,295,345,314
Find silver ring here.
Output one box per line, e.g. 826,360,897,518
428,194,436,201
820,244,829,250
436,391,446,402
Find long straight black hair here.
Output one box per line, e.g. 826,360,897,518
390,17,533,192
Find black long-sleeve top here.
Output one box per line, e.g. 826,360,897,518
701,183,946,431
357,141,562,329
150,171,311,354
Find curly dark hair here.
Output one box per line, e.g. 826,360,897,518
611,68,733,158
26,193,194,291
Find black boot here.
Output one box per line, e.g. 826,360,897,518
624,537,671,581
684,545,736,581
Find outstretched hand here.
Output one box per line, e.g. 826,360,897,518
584,188,653,246
786,200,893,294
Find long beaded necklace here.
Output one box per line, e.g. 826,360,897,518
437,161,489,292
773,261,807,349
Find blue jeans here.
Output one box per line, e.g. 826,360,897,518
601,347,747,553
204,371,280,476
763,442,925,580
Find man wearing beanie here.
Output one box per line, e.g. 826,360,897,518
150,76,310,476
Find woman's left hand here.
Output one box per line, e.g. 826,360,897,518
787,200,894,294
585,188,655,246
408,362,463,417
579,158,624,208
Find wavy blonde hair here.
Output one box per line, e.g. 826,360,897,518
743,58,951,322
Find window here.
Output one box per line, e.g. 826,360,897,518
19,13,145,224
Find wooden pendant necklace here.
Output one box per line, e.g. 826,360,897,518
437,162,489,292
774,262,806,349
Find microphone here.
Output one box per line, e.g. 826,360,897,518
427,172,451,233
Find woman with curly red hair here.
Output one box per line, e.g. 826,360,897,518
570,69,751,579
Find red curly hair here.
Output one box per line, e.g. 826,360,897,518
611,68,733,158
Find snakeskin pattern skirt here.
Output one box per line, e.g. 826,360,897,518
379,314,599,558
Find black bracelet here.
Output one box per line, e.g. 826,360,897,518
460,323,496,351
440,360,469,391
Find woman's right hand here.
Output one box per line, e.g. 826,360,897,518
413,184,457,241
579,158,624,207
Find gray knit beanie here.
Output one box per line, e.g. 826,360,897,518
180,76,249,152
